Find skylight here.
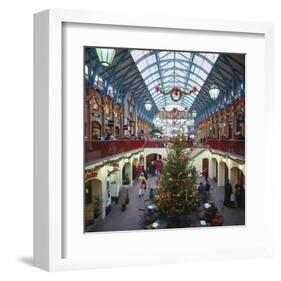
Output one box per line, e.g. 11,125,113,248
130,50,218,110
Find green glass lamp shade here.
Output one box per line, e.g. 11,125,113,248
96,48,116,67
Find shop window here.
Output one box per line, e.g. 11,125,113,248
85,181,92,204
115,126,120,137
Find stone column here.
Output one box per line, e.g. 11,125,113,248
128,160,133,188
232,113,236,139
101,103,105,135
230,167,238,188
217,162,225,187
208,157,213,179
87,100,93,151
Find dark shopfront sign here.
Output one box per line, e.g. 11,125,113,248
92,112,101,118
107,119,114,126
237,114,244,124
85,169,98,181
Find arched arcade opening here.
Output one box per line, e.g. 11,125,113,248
146,153,162,176
84,178,103,226
230,166,245,188
211,158,218,182
122,162,132,185
202,158,209,178
218,161,229,187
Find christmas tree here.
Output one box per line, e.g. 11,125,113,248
154,135,198,227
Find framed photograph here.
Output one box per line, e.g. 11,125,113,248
34,9,274,271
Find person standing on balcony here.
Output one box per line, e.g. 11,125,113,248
104,130,111,140
100,133,106,141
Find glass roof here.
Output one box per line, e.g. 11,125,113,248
131,50,218,110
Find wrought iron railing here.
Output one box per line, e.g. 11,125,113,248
85,140,144,164
206,139,245,157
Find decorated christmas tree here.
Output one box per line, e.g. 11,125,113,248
154,135,198,227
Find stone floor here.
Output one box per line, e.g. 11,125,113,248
86,174,245,232
207,178,245,226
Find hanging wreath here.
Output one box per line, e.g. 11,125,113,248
156,85,198,102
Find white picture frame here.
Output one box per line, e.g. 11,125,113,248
34,9,275,271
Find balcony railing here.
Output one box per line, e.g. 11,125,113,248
85,140,144,164
206,139,245,157
144,141,167,148
144,140,198,148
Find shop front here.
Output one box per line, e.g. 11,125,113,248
84,175,103,228
106,165,120,215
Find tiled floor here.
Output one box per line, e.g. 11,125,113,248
86,174,245,232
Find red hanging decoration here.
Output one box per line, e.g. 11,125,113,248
156,85,161,92
105,95,111,104
172,86,181,95
191,86,198,92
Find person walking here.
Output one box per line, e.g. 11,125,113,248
138,172,146,198
123,173,130,185
119,185,129,211
198,182,205,194
150,161,155,176
155,160,162,176
233,184,239,208
240,185,245,208
224,179,233,207
198,182,207,204
205,179,210,192
235,184,241,207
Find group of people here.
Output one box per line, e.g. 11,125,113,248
115,165,244,223
147,160,162,176
92,129,142,141
93,129,117,141
197,181,221,226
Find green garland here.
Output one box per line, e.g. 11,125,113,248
86,149,143,172
189,147,245,164
208,148,245,164
86,146,244,175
